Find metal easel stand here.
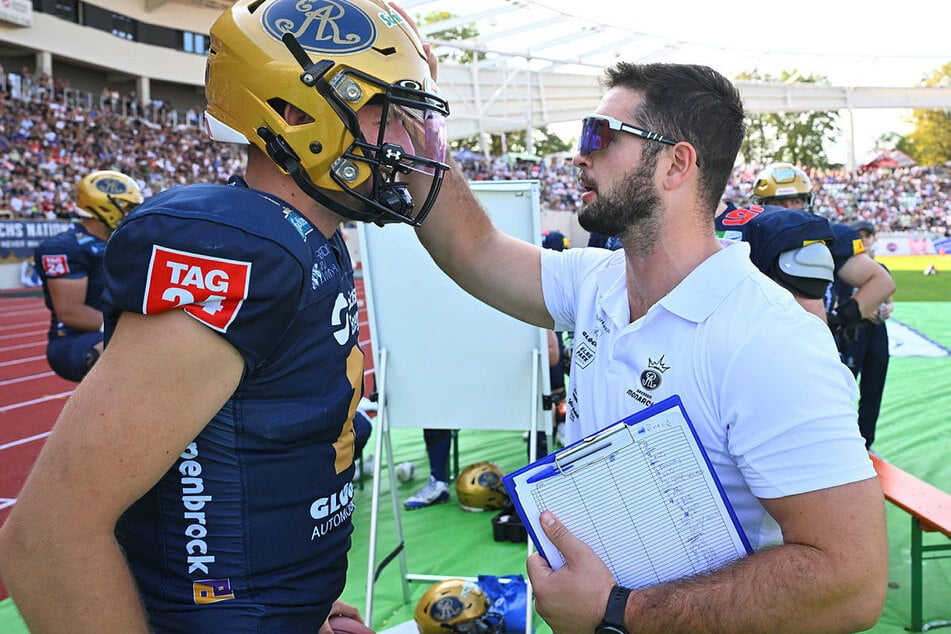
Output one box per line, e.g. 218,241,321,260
365,347,543,634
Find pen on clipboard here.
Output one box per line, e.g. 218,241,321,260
525,440,612,483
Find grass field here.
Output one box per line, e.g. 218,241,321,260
873,255,950,302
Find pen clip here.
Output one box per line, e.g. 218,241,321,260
553,422,631,473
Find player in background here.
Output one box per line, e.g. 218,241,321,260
33,170,143,381
750,162,894,345
715,200,834,321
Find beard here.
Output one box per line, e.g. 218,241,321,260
577,156,662,251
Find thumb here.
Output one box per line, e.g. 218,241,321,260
539,510,581,555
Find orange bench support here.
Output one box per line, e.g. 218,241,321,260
870,454,951,632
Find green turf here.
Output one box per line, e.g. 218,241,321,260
1,302,948,633
890,271,951,303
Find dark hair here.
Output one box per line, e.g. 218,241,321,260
602,62,746,212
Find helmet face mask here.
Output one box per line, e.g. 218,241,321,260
205,0,450,226
752,162,815,210
75,170,144,232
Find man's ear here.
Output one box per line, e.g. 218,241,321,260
662,142,697,190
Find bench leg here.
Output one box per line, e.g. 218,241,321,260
911,516,923,632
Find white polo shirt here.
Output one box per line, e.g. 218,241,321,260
541,241,873,549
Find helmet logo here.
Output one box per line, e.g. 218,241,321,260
431,596,464,622
263,0,377,54
96,177,130,195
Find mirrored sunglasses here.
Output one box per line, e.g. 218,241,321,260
579,114,679,156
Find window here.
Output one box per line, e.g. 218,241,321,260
110,13,136,41
183,32,209,55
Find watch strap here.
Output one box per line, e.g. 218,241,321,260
600,584,632,631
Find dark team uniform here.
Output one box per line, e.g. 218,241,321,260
826,221,867,276
827,224,885,448
33,225,107,381
103,179,363,632
715,202,834,298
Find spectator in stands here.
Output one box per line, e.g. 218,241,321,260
406,49,887,631
0,0,449,631
32,170,143,382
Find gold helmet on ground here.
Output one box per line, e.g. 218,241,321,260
455,462,509,512
75,170,144,231
414,578,503,634
751,162,815,209
204,0,450,226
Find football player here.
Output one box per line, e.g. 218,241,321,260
751,162,895,345
33,170,143,381
715,200,834,321
0,0,448,632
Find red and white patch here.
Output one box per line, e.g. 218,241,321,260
143,245,252,333
41,254,70,277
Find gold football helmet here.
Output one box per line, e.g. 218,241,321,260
751,162,815,209
75,170,144,232
455,462,509,512
205,0,450,226
414,579,503,634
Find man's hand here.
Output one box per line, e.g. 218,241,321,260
526,511,616,633
319,600,372,634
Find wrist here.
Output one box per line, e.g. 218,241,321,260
595,584,631,634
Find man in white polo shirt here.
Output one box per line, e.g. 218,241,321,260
406,56,887,633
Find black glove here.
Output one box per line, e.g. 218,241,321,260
827,297,861,332
827,298,868,352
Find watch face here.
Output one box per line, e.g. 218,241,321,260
596,624,626,634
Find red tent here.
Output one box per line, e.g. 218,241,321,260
860,150,917,170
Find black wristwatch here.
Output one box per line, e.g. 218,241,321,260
595,584,632,634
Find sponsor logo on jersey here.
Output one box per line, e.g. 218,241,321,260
284,209,313,241
41,254,69,277
262,0,377,55
193,578,235,605
852,238,866,256
640,355,670,391
179,442,219,577
312,244,340,289
574,342,595,369
309,480,355,541
144,245,251,332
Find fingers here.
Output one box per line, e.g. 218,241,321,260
389,3,438,81
329,600,363,622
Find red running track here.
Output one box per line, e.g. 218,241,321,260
0,279,375,601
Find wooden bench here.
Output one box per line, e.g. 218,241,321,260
870,454,951,632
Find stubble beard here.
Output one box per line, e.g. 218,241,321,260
578,158,663,253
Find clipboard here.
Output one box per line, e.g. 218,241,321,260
503,395,752,589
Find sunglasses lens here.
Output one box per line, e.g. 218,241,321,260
580,117,611,155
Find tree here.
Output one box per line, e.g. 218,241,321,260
450,126,573,157
735,70,841,168
902,62,951,166
418,11,485,65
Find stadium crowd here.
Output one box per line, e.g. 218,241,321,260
2,85,949,237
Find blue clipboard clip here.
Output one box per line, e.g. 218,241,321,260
526,421,634,483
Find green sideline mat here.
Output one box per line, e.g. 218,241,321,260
2,302,949,633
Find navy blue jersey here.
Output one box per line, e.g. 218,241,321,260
33,225,106,338
103,180,363,632
828,221,866,274
716,202,833,274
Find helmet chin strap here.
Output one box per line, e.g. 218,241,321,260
256,125,412,226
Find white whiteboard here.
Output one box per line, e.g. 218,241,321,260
359,180,549,431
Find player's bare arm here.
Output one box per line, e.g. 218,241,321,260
0,310,244,632
46,276,103,331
